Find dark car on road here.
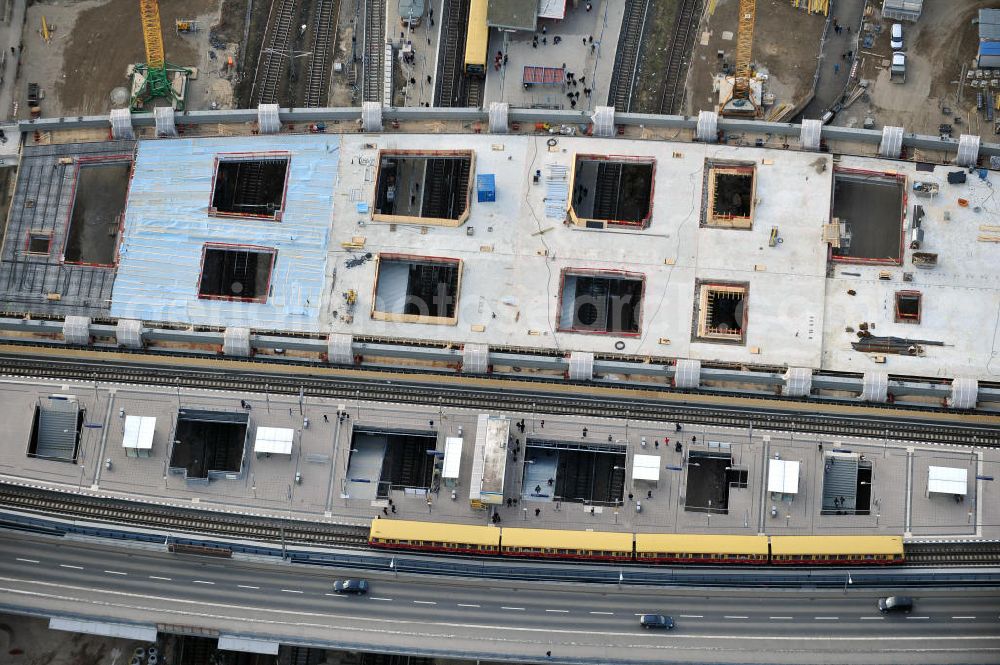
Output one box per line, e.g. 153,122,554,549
639,614,675,629
878,596,913,613
333,579,369,595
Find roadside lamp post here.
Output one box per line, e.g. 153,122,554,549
844,572,852,593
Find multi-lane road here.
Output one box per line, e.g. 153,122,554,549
1,533,999,664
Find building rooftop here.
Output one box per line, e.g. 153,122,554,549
487,0,538,31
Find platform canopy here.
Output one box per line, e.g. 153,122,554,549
928,465,967,495
442,436,463,479
768,459,800,495
632,454,660,482
122,415,155,450
538,0,567,20
254,426,294,455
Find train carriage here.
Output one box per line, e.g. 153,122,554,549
464,0,489,76
769,535,904,565
369,518,500,555
499,527,634,562
635,533,770,564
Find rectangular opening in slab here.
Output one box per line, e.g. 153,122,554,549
831,170,906,264
694,280,748,344
895,290,921,323
522,440,626,505
372,150,474,226
26,396,83,462
25,231,52,255
210,153,290,220
684,450,736,513
702,162,756,229
557,269,644,335
63,159,131,265
347,428,440,500
197,244,276,303
169,409,248,480
570,155,655,228
372,253,462,324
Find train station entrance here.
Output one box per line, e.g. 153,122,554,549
522,439,625,506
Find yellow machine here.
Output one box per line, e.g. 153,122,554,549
719,0,762,118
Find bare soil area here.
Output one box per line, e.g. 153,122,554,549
850,0,1000,141
685,0,824,115
17,0,232,117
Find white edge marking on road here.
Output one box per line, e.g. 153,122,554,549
191,580,214,585
59,564,84,570
545,609,569,613
148,576,171,581
104,570,127,576
281,589,303,594
457,603,480,608
16,559,39,564
238,585,260,590
413,600,436,605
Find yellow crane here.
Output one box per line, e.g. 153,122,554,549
719,0,761,118
131,0,190,110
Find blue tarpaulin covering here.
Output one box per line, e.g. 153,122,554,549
111,135,339,331
477,173,496,202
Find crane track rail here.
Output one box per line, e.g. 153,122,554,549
251,0,298,105
2,354,998,447
606,0,649,112
434,0,471,107
0,484,368,546
304,0,339,107
362,0,386,103
658,0,702,114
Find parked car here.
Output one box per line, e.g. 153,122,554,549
878,596,913,613
639,614,675,629
333,579,369,595
890,23,903,50
890,53,906,83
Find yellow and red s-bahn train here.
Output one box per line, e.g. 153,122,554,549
368,519,905,566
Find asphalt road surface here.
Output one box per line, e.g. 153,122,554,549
1,533,999,665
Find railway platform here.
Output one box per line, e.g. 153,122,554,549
387,0,444,107
482,0,623,111
0,376,996,543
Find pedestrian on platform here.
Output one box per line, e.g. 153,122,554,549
535,508,541,516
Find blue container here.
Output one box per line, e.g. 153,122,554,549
476,174,496,203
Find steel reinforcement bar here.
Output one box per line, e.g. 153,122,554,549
2,354,998,446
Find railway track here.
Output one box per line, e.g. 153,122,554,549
658,0,702,114
362,0,386,103
2,353,999,447
304,0,339,107
0,484,368,546
434,0,472,107
905,542,1000,566
606,0,649,112
465,77,484,108
251,0,298,105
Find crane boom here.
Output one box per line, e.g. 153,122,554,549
139,0,165,70
732,0,756,101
